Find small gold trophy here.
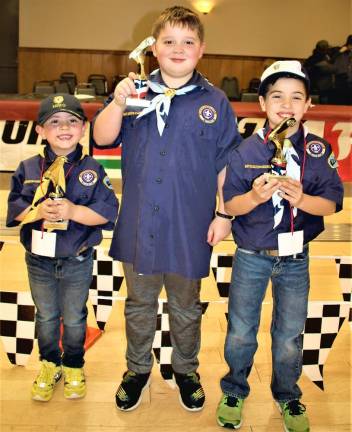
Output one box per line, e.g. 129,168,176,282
268,117,296,180
125,36,155,108
43,185,68,231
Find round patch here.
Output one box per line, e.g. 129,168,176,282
103,175,113,189
53,95,64,104
306,141,326,158
198,105,217,124
79,170,98,186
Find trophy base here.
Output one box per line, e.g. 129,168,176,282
267,174,290,181
43,220,69,231
125,97,150,108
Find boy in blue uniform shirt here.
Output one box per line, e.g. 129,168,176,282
93,6,242,412
216,61,343,431
7,94,118,402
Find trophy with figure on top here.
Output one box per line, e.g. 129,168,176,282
125,36,155,108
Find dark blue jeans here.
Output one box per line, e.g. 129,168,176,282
25,249,93,368
221,246,309,402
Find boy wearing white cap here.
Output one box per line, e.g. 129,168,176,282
216,61,343,431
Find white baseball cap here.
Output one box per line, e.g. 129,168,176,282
258,60,310,95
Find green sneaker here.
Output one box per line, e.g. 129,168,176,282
277,400,310,432
31,360,62,402
63,366,86,399
216,394,244,429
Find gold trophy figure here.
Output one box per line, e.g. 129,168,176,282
126,36,155,108
268,117,296,180
43,185,68,231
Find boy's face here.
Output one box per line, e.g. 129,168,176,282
35,112,86,156
152,22,205,88
259,77,311,135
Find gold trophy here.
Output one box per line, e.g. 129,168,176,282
43,185,68,231
125,36,155,108
268,117,296,180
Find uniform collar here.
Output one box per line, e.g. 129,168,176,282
39,144,88,163
149,69,212,91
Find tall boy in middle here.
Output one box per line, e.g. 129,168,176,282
92,6,242,412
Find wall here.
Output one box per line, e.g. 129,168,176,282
19,0,351,58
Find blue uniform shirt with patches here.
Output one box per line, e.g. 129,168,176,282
92,70,242,279
223,126,344,250
7,144,118,257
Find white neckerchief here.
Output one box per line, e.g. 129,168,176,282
136,70,198,136
257,126,307,228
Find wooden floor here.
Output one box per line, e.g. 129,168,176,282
0,189,351,432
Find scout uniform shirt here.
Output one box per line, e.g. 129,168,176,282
223,126,344,251
92,70,242,279
7,144,118,257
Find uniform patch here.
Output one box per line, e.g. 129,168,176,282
328,152,338,169
198,105,217,124
79,170,98,186
103,175,113,189
306,141,326,158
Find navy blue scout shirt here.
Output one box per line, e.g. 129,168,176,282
223,126,344,251
92,70,242,279
7,144,118,257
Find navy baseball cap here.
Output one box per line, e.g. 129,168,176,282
258,60,310,96
38,94,87,125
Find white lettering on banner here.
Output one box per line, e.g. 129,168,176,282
0,121,90,171
332,122,352,160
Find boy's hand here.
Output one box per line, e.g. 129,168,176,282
251,174,280,205
51,198,75,221
38,198,61,221
113,72,138,107
207,217,232,246
278,178,304,207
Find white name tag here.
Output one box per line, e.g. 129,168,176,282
31,229,57,257
278,230,304,256
125,97,151,108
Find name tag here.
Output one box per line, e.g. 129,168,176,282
31,229,56,257
278,230,304,256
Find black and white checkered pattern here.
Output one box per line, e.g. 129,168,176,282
210,253,233,298
89,247,124,330
152,301,209,387
302,301,349,390
0,291,36,365
335,257,352,302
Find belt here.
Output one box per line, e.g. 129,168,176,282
260,249,280,257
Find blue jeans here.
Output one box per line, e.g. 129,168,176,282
25,249,93,368
221,246,309,402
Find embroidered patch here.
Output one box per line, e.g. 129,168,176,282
79,170,98,186
328,152,338,169
103,175,113,189
198,105,217,124
306,141,326,158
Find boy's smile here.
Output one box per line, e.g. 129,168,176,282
152,22,205,88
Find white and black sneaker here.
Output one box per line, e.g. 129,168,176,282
115,370,151,411
174,371,205,411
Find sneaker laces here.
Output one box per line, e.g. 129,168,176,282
286,400,306,416
36,361,57,387
225,396,240,408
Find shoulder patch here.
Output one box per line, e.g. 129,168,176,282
328,152,339,169
103,175,114,189
306,140,326,158
198,105,217,124
79,170,98,186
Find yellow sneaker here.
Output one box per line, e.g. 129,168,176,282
31,360,62,402
63,366,86,399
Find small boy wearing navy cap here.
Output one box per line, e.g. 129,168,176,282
216,61,343,431
7,94,118,402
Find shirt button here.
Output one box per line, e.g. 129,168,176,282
156,177,162,183
160,150,166,156
150,234,154,239
153,205,159,212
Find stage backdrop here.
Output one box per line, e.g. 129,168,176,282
0,100,351,181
